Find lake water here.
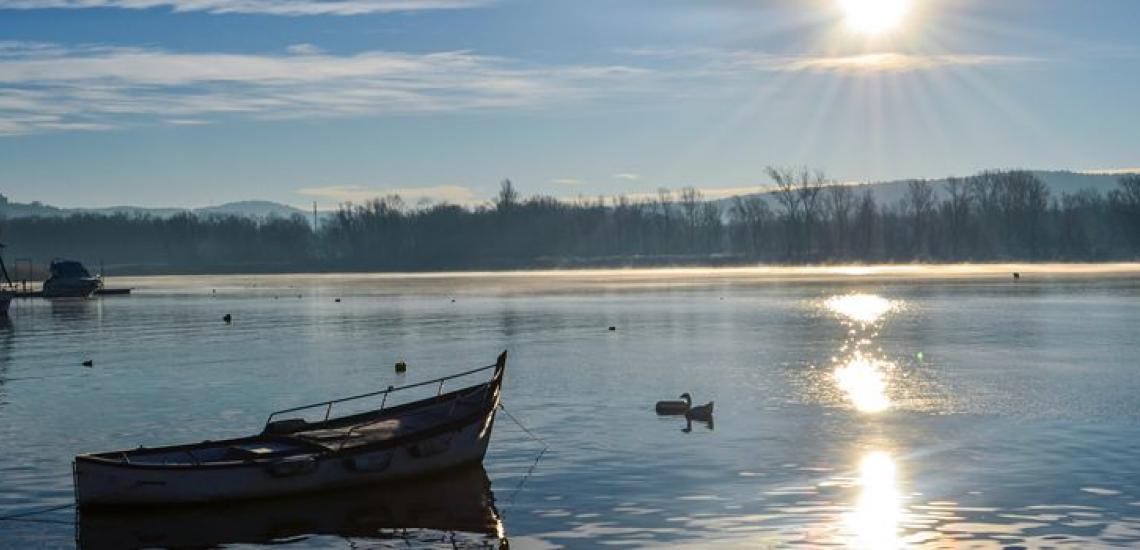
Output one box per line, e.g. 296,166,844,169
2,265,1140,549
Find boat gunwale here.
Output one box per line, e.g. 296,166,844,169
264,362,500,427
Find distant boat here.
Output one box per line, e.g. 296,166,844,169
74,351,507,507
0,242,14,313
76,464,507,549
42,259,102,298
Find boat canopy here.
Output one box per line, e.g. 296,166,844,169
50,259,93,278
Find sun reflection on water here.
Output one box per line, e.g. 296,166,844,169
825,293,897,325
846,451,904,549
821,293,901,413
834,354,892,413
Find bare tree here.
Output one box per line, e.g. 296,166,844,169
766,166,826,259
496,179,519,214
904,179,936,257
824,184,855,259
943,177,971,259
730,196,772,258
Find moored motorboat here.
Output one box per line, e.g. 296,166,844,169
0,242,13,314
74,351,507,507
42,259,102,298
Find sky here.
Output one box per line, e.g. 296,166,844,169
0,0,1137,209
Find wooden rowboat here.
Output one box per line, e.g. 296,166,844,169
73,351,507,508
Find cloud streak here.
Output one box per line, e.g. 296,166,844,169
297,184,479,205
0,0,490,16
623,47,1036,74
0,41,649,135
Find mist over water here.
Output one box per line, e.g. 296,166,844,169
2,265,1140,548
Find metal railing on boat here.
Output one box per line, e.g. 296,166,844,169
263,362,499,430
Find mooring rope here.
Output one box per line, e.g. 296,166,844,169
0,501,75,523
498,402,548,450
496,402,549,516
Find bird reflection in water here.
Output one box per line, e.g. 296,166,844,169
845,451,904,549
76,465,508,549
682,417,714,433
823,293,901,413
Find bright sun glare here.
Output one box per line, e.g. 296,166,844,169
838,0,912,35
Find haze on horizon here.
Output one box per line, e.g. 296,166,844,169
1,0,1138,209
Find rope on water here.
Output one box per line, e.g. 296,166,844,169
496,401,549,514
0,502,75,523
0,476,151,524
498,402,548,450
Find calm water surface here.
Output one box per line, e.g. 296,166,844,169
2,266,1140,548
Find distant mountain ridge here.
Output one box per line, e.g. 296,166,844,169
1,170,1133,222
0,197,310,222
714,170,1133,209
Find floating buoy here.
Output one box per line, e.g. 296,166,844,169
82,359,94,367
335,298,341,303
223,314,232,323
608,326,616,331
1013,272,1021,280
395,360,408,373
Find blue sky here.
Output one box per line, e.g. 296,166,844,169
0,0,1137,208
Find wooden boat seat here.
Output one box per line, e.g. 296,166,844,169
294,403,462,450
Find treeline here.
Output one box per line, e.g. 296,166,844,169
0,212,314,274
726,169,1140,262
2,170,1139,273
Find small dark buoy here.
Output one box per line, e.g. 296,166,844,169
223,313,232,323
297,294,302,299
1013,272,1021,280
82,359,93,367
395,360,407,373
335,298,341,303
608,326,616,331
450,298,456,303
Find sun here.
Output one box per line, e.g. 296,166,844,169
838,0,912,35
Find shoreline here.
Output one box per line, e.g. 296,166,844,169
107,262,1140,292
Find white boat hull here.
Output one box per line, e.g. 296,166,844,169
75,410,496,506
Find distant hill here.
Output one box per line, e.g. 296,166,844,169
195,201,309,219
715,170,1133,210
0,196,310,223
2,170,1133,224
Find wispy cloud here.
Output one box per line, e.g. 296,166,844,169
1080,168,1140,176
0,41,650,136
623,47,1036,74
774,53,1035,74
297,184,479,205
612,173,641,181
0,0,490,16
551,178,586,186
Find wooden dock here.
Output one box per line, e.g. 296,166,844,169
11,288,132,298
